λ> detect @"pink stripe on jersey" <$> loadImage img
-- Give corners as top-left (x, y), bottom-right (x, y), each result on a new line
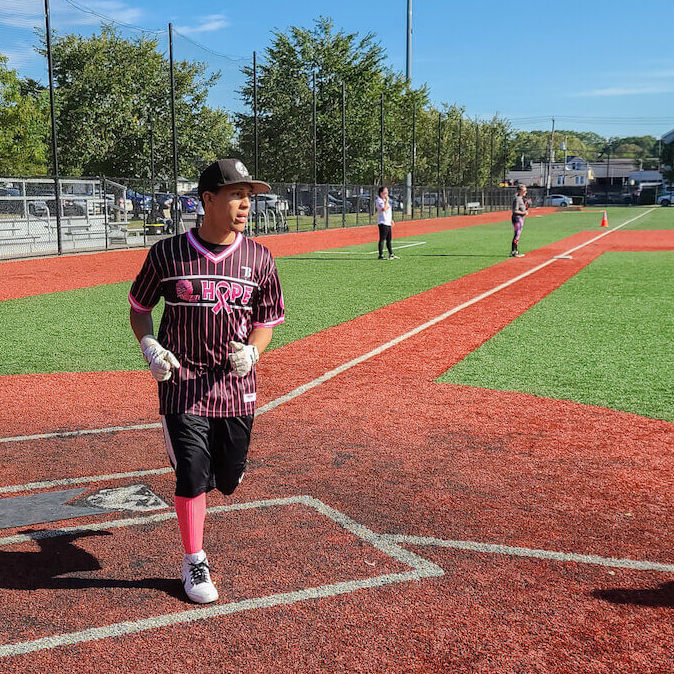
top-left (253, 316), bottom-right (285, 328)
top-left (128, 292), bottom-right (153, 313)
top-left (186, 229), bottom-right (243, 264)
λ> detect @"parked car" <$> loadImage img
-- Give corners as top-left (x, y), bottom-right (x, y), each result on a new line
top-left (250, 193), bottom-right (289, 213)
top-left (657, 192), bottom-right (673, 206)
top-left (348, 194), bottom-right (371, 212)
top-left (28, 200), bottom-right (49, 217)
top-left (586, 192), bottom-right (632, 206)
top-left (414, 193), bottom-right (442, 207)
top-left (154, 193), bottom-right (174, 209)
top-left (126, 190), bottom-right (152, 213)
top-left (543, 194), bottom-right (573, 207)
top-left (0, 186), bottom-right (21, 214)
top-left (179, 195), bottom-right (199, 213)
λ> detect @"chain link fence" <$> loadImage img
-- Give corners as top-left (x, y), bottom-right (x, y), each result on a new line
top-left (0, 178), bottom-right (543, 259)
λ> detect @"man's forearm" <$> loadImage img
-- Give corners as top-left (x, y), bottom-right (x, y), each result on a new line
top-left (130, 308), bottom-right (154, 342)
top-left (247, 327), bottom-right (273, 355)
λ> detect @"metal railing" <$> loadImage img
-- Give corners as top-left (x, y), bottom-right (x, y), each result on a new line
top-left (0, 177), bottom-right (541, 260)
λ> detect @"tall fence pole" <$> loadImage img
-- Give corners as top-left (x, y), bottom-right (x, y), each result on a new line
top-left (437, 110), bottom-right (441, 218)
top-left (489, 125), bottom-right (494, 186)
top-left (44, 0), bottom-right (62, 254)
top-left (341, 81), bottom-right (347, 227)
top-left (168, 23), bottom-right (180, 234)
top-left (457, 115), bottom-right (463, 188)
top-left (405, 0), bottom-right (413, 216)
top-left (411, 103), bottom-right (416, 220)
top-left (149, 122), bottom-right (156, 231)
top-left (253, 51), bottom-right (259, 234)
top-left (380, 92), bottom-right (384, 186)
top-left (474, 119), bottom-right (479, 192)
top-left (312, 71), bottom-right (317, 230)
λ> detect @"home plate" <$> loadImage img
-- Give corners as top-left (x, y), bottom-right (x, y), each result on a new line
top-left (553, 255), bottom-right (573, 259)
top-left (74, 484), bottom-right (168, 512)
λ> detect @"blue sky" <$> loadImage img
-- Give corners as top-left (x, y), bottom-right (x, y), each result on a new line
top-left (2, 0), bottom-right (674, 138)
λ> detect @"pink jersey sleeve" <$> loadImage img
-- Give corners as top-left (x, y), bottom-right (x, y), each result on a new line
top-left (252, 256), bottom-right (284, 328)
top-left (129, 248), bottom-right (162, 313)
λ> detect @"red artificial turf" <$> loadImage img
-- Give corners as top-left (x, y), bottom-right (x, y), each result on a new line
top-left (0, 221), bottom-right (672, 673)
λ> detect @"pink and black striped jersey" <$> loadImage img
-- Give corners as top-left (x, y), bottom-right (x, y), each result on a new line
top-left (129, 230), bottom-right (284, 417)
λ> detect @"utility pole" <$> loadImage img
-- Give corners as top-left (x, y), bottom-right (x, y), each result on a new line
top-left (405, 0), bottom-right (412, 216)
top-left (253, 51), bottom-right (259, 233)
top-left (168, 23), bottom-right (180, 233)
top-left (380, 92), bottom-right (384, 185)
top-left (546, 116), bottom-right (555, 196)
top-left (437, 110), bottom-right (442, 217)
top-left (44, 0), bottom-right (63, 254)
top-left (342, 80), bottom-right (346, 228)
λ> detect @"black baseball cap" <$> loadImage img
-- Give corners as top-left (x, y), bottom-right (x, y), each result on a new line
top-left (198, 159), bottom-right (271, 198)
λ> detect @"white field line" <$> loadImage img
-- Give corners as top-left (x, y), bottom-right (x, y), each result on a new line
top-left (0, 423), bottom-right (162, 445)
top-left (0, 495), bottom-right (444, 658)
top-left (1, 494), bottom-right (672, 657)
top-left (382, 535), bottom-right (674, 574)
top-left (0, 208), bottom-right (652, 496)
top-left (0, 468), bottom-right (173, 496)
top-left (313, 240), bottom-right (427, 255)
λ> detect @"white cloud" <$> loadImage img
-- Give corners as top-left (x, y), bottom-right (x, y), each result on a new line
top-left (174, 15), bottom-right (229, 35)
top-left (2, 46), bottom-right (43, 71)
top-left (571, 85), bottom-right (674, 97)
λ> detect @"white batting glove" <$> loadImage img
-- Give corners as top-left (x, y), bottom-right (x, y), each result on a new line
top-left (140, 335), bottom-right (180, 382)
top-left (228, 341), bottom-right (259, 378)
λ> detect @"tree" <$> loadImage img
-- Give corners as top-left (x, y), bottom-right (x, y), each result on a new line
top-left (44, 26), bottom-right (235, 180)
top-left (237, 17), bottom-right (426, 185)
top-left (0, 53), bottom-right (49, 175)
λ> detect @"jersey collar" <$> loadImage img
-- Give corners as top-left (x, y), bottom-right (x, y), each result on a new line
top-left (187, 229), bottom-right (243, 264)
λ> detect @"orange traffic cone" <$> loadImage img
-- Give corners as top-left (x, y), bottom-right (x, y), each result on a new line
top-left (600, 210), bottom-right (608, 228)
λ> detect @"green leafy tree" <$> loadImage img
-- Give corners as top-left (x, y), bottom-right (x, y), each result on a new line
top-left (0, 54), bottom-right (49, 175)
top-left (237, 17), bottom-right (426, 185)
top-left (44, 26), bottom-right (234, 180)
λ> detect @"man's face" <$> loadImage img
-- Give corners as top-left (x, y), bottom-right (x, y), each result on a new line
top-left (204, 184), bottom-right (253, 232)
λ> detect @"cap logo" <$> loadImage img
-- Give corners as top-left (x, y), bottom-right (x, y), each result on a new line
top-left (235, 161), bottom-right (249, 177)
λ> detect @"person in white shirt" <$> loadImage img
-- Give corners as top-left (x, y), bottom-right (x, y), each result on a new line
top-left (375, 186), bottom-right (399, 260)
top-left (195, 200), bottom-right (205, 228)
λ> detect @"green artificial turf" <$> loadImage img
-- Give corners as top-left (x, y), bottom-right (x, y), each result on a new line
top-left (439, 252), bottom-right (674, 422)
top-left (621, 206), bottom-right (674, 230)
top-left (0, 208), bottom-right (665, 376)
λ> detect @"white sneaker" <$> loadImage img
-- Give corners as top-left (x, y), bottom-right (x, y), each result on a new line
top-left (182, 551), bottom-right (218, 604)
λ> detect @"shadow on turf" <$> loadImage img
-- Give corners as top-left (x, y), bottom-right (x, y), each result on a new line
top-left (0, 530), bottom-right (183, 600)
top-left (592, 582), bottom-right (674, 608)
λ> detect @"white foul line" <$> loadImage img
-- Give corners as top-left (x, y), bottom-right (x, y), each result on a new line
top-left (0, 495), bottom-right (444, 658)
top-left (1, 493), bottom-right (672, 658)
top-left (0, 423), bottom-right (162, 446)
top-left (0, 208), bottom-right (652, 496)
top-left (0, 467), bottom-right (173, 496)
top-left (382, 535), bottom-right (674, 574)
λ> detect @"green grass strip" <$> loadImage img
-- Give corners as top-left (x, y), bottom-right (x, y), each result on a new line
top-left (0, 208), bottom-right (662, 375)
top-left (439, 251), bottom-right (674, 422)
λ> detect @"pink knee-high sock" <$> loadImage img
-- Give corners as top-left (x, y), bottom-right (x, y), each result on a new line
top-left (174, 494), bottom-right (206, 554)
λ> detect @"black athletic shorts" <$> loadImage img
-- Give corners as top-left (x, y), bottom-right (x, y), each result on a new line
top-left (161, 413), bottom-right (254, 498)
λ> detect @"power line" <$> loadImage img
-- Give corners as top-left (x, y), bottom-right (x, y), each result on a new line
top-left (171, 29), bottom-right (249, 63)
top-left (61, 0), bottom-right (165, 34)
